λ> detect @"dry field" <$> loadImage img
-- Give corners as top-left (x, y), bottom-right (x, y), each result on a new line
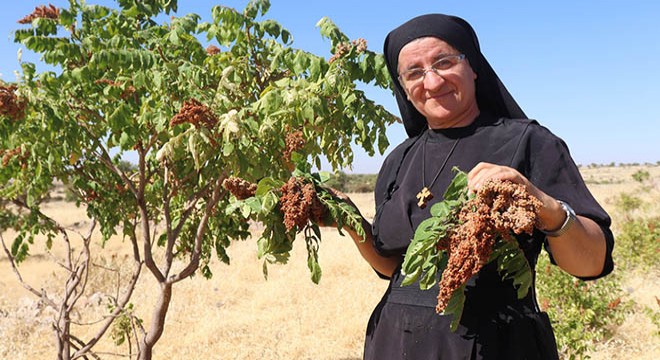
top-left (1, 165), bottom-right (659, 359)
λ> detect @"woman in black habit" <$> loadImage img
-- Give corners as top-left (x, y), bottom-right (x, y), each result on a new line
top-left (335, 13), bottom-right (614, 359)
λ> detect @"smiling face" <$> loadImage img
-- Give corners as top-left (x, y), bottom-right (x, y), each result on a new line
top-left (397, 37), bottom-right (480, 129)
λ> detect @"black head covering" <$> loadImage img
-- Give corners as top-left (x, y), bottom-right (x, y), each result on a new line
top-left (384, 14), bottom-right (528, 137)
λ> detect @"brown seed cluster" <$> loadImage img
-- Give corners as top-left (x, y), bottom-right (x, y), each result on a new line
top-left (328, 38), bottom-right (367, 63)
top-left (283, 130), bottom-right (305, 161)
top-left (0, 85), bottom-right (26, 120)
top-left (436, 179), bottom-right (541, 313)
top-left (170, 99), bottom-right (218, 130)
top-left (222, 176), bottom-right (257, 200)
top-left (18, 4), bottom-right (60, 24)
top-left (279, 177), bottom-right (325, 232)
top-left (1, 147), bottom-right (27, 167)
top-left (206, 45), bottom-right (221, 56)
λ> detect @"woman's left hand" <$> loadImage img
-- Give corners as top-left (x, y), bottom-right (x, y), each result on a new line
top-left (467, 162), bottom-right (565, 236)
top-left (467, 162), bottom-right (607, 278)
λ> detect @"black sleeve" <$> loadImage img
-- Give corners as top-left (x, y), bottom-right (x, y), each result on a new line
top-left (370, 137), bottom-right (419, 280)
top-left (523, 124), bottom-right (614, 280)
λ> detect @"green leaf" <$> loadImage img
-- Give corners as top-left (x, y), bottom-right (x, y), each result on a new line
top-left (429, 201), bottom-right (451, 218)
top-left (169, 30), bottom-right (181, 45)
top-left (443, 284), bottom-right (467, 332)
top-left (255, 177), bottom-right (283, 197)
top-left (261, 192), bottom-right (279, 212)
top-left (443, 167), bottom-right (468, 200)
top-left (245, 197), bottom-right (263, 214)
top-left (222, 142), bottom-right (234, 156)
top-left (400, 267), bottom-right (421, 287)
top-left (240, 203), bottom-right (252, 218)
top-left (317, 171), bottom-right (331, 183)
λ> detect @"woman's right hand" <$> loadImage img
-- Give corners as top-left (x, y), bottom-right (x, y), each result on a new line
top-left (317, 187), bottom-right (362, 227)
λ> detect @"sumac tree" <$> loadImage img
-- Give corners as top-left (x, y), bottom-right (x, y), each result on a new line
top-left (0, 0), bottom-right (396, 358)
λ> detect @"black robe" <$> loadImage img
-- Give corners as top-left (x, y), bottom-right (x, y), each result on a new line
top-left (364, 114), bottom-right (614, 360)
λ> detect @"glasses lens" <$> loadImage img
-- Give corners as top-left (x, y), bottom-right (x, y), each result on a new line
top-left (399, 54), bottom-right (464, 87)
top-left (432, 56), bottom-right (460, 71)
top-left (402, 70), bottom-right (424, 83)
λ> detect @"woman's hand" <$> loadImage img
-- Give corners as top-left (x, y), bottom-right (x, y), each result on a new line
top-left (467, 162), bottom-right (607, 278)
top-left (467, 162), bottom-right (565, 231)
top-left (316, 187), bottom-right (362, 228)
top-left (316, 187), bottom-right (400, 277)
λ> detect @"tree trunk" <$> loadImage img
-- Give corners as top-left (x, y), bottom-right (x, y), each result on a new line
top-left (139, 282), bottom-right (173, 360)
top-left (57, 311), bottom-right (71, 360)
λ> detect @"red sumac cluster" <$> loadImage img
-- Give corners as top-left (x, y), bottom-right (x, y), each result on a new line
top-left (170, 99), bottom-right (218, 130)
top-left (279, 177), bottom-right (325, 232)
top-left (328, 38), bottom-right (367, 63)
top-left (222, 176), bottom-right (257, 200)
top-left (224, 175), bottom-right (327, 233)
top-left (283, 130), bottom-right (305, 161)
top-left (436, 179), bottom-right (541, 313)
top-left (1, 147), bottom-right (27, 167)
top-left (206, 45), bottom-right (221, 56)
top-left (18, 4), bottom-right (59, 24)
top-left (0, 85), bottom-right (26, 120)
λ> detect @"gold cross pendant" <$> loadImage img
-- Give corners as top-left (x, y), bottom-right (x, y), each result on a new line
top-left (416, 187), bottom-right (433, 209)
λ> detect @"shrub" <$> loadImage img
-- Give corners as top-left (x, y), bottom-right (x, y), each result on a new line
top-left (615, 192), bottom-right (644, 214)
top-left (614, 217), bottom-right (660, 271)
top-left (536, 253), bottom-right (629, 359)
top-left (631, 169), bottom-right (651, 183)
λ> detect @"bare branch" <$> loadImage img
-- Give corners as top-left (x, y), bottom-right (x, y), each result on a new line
top-left (1, 234), bottom-right (58, 308)
top-left (72, 259), bottom-right (143, 358)
top-left (69, 335), bottom-right (102, 360)
top-left (72, 218), bottom-right (144, 358)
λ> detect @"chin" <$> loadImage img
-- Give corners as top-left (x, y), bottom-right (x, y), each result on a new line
top-left (424, 110), bottom-right (453, 125)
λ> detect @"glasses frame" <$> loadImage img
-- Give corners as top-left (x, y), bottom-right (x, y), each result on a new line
top-left (398, 54), bottom-right (466, 89)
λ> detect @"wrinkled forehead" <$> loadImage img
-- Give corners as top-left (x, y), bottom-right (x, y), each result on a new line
top-left (397, 37), bottom-right (458, 69)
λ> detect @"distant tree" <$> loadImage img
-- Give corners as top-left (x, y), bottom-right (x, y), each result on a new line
top-left (0, 0), bottom-right (396, 359)
top-left (325, 170), bottom-right (349, 192)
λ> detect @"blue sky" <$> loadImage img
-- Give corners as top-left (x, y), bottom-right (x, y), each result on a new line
top-left (2, 1), bottom-right (658, 173)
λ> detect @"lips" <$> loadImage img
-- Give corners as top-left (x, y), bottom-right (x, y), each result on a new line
top-left (427, 90), bottom-right (454, 101)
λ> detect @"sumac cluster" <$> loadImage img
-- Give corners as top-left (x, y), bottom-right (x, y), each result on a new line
top-left (17, 4), bottom-right (59, 24)
top-left (283, 130), bottom-right (305, 162)
top-left (329, 38), bottom-right (368, 63)
top-left (224, 175), bottom-right (326, 232)
top-left (0, 85), bottom-right (26, 120)
top-left (1, 147), bottom-right (27, 168)
top-left (279, 176), bottom-right (325, 231)
top-left (222, 176), bottom-right (257, 200)
top-left (436, 179), bottom-right (541, 312)
top-left (169, 99), bottom-right (218, 130)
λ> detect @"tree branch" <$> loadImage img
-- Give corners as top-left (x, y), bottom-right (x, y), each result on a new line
top-left (1, 234), bottom-right (58, 308)
top-left (169, 175), bottom-right (225, 283)
top-left (135, 147), bottom-right (163, 283)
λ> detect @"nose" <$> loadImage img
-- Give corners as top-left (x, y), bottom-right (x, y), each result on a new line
top-left (422, 69), bottom-right (445, 90)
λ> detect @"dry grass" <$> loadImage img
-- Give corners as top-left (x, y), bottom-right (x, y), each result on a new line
top-left (1, 167), bottom-right (659, 359)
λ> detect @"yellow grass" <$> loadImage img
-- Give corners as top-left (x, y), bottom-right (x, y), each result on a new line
top-left (1, 166), bottom-right (659, 359)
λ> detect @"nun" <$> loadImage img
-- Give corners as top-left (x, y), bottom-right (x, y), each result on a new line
top-left (331, 13), bottom-right (614, 359)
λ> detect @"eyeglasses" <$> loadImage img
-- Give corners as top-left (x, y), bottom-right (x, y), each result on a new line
top-left (398, 54), bottom-right (466, 88)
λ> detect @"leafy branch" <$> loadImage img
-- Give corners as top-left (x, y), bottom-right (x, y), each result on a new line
top-left (225, 161), bottom-right (364, 284)
top-left (401, 168), bottom-right (536, 331)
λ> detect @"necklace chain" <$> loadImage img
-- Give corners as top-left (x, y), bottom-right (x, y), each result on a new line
top-left (416, 133), bottom-right (460, 208)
